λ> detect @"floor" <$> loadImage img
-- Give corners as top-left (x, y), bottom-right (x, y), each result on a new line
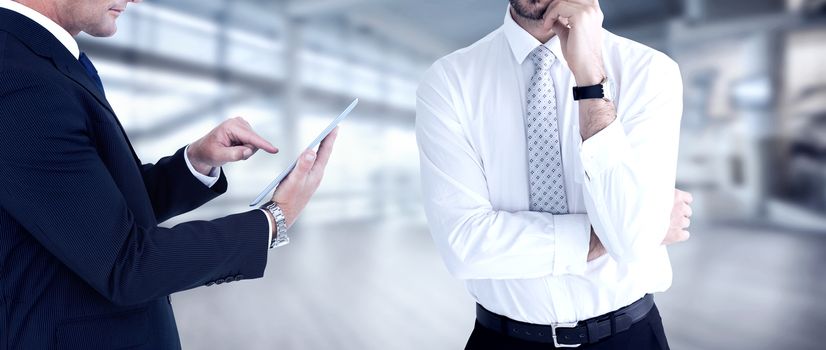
top-left (168, 210), bottom-right (826, 350)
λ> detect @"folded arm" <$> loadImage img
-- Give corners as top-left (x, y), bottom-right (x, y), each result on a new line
top-left (577, 55), bottom-right (684, 263)
top-left (415, 63), bottom-right (591, 280)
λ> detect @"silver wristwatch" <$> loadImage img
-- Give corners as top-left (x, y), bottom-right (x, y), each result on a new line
top-left (261, 201), bottom-right (290, 248)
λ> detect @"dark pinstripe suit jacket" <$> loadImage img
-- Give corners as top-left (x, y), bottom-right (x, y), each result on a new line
top-left (0, 9), bottom-right (269, 349)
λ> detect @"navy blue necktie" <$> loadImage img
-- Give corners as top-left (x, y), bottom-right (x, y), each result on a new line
top-left (78, 52), bottom-right (105, 95)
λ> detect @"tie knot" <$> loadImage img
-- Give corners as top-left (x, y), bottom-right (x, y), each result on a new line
top-left (529, 46), bottom-right (555, 71)
top-left (78, 52), bottom-right (105, 95)
top-left (78, 52), bottom-right (97, 73)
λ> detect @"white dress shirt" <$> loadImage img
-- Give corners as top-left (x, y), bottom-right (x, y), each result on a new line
top-left (0, 1), bottom-right (280, 244)
top-left (416, 6), bottom-right (683, 325)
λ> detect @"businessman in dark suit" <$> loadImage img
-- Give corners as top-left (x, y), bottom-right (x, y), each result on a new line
top-left (0, 0), bottom-right (338, 348)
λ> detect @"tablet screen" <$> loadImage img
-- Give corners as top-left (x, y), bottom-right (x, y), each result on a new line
top-left (250, 98), bottom-right (358, 206)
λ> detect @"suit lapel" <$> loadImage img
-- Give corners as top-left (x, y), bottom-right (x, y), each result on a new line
top-left (0, 9), bottom-right (143, 167)
top-left (55, 58), bottom-right (117, 115)
top-left (0, 9), bottom-right (113, 114)
top-left (54, 55), bottom-right (143, 168)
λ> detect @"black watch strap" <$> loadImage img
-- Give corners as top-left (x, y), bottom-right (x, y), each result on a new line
top-left (572, 84), bottom-right (604, 101)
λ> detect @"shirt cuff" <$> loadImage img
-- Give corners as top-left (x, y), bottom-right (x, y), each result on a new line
top-left (579, 118), bottom-right (632, 181)
top-left (259, 209), bottom-right (274, 248)
top-left (184, 145), bottom-right (221, 188)
top-left (553, 214), bottom-right (591, 276)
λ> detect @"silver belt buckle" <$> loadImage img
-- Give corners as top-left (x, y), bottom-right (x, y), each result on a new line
top-left (551, 321), bottom-right (580, 348)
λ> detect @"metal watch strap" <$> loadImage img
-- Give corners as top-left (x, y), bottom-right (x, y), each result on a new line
top-left (261, 201), bottom-right (290, 248)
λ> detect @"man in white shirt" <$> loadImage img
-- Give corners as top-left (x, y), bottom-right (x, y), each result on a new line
top-left (416, 1), bottom-right (692, 349)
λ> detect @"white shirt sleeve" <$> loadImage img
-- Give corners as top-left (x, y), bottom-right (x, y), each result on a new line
top-left (181, 146), bottom-right (273, 247)
top-left (183, 145), bottom-right (220, 188)
top-left (578, 54), bottom-right (683, 264)
top-left (259, 209), bottom-right (274, 248)
top-left (416, 62), bottom-right (591, 280)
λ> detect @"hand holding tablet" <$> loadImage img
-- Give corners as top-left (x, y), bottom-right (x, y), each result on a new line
top-left (250, 98), bottom-right (358, 206)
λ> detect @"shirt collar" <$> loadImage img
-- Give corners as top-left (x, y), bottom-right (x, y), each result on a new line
top-left (0, 0), bottom-right (80, 59)
top-left (503, 4), bottom-right (565, 66)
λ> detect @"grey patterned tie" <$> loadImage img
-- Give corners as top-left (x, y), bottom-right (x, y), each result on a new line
top-left (526, 46), bottom-right (568, 214)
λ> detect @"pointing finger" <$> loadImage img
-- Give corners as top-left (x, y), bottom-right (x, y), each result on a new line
top-left (230, 126), bottom-right (278, 154)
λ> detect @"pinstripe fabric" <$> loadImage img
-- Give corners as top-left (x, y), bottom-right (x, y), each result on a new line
top-left (0, 9), bottom-right (270, 349)
top-left (0, 29), bottom-right (7, 350)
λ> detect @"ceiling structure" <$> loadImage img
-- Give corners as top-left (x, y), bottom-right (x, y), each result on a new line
top-left (146, 0), bottom-right (692, 59)
top-left (144, 0), bottom-right (792, 60)
top-left (101, 0), bottom-right (792, 141)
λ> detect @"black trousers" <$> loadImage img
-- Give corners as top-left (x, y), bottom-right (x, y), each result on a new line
top-left (465, 304), bottom-right (670, 350)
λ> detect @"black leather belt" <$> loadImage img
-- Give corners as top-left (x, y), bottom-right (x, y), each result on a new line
top-left (475, 294), bottom-right (654, 348)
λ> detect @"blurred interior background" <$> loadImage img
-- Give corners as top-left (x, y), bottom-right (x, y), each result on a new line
top-left (79, 0), bottom-right (826, 349)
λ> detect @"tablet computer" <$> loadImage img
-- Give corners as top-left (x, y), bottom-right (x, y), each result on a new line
top-left (249, 98), bottom-right (358, 206)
